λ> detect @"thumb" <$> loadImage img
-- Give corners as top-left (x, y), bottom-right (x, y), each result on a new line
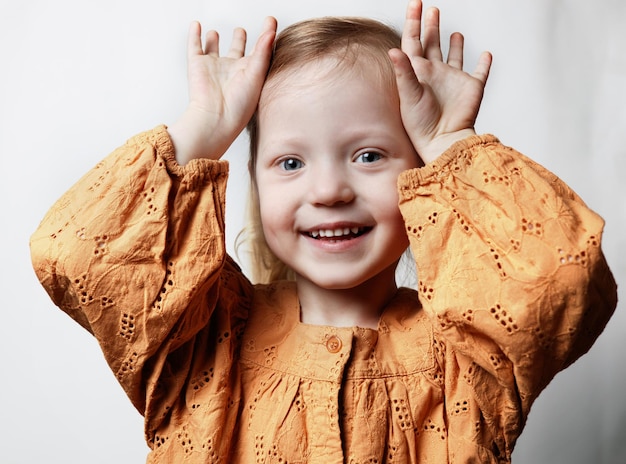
top-left (388, 48), bottom-right (425, 109)
top-left (249, 17), bottom-right (277, 70)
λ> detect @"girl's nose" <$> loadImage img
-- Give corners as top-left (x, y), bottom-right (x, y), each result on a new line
top-left (308, 166), bottom-right (355, 206)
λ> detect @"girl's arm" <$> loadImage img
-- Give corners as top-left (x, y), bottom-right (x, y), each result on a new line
top-left (393, 1), bottom-right (617, 457)
top-left (168, 17), bottom-right (276, 164)
top-left (29, 126), bottom-right (242, 413)
top-left (389, 0), bottom-right (491, 165)
top-left (29, 18), bottom-right (275, 417)
top-left (398, 134), bottom-right (617, 459)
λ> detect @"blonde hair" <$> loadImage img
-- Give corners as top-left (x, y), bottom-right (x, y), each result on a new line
top-left (239, 17), bottom-right (402, 284)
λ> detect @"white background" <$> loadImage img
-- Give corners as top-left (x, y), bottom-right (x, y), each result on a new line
top-left (1, 0), bottom-right (624, 462)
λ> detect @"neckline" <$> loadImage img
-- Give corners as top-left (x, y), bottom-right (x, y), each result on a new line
top-left (276, 281), bottom-right (420, 333)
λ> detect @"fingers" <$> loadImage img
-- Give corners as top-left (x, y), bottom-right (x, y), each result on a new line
top-left (401, 0), bottom-right (423, 58)
top-left (204, 30), bottom-right (220, 56)
top-left (472, 51), bottom-right (492, 84)
top-left (189, 17), bottom-right (276, 59)
top-left (401, 1), bottom-right (488, 79)
top-left (400, 1), bottom-right (444, 62)
top-left (422, 7), bottom-right (443, 61)
top-left (187, 22), bottom-right (205, 58)
top-left (226, 28), bottom-right (247, 58)
top-left (242, 17), bottom-right (276, 84)
top-left (187, 22), bottom-right (224, 58)
top-left (447, 32), bottom-right (464, 69)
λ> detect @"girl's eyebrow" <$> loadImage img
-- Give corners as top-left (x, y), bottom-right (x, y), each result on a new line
top-left (259, 128), bottom-right (401, 153)
top-left (257, 136), bottom-right (306, 154)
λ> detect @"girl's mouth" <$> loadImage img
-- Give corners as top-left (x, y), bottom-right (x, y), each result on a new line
top-left (306, 227), bottom-right (371, 240)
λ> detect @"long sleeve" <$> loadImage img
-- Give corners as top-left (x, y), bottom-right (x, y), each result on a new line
top-left (29, 126), bottom-right (248, 417)
top-left (398, 135), bottom-right (617, 459)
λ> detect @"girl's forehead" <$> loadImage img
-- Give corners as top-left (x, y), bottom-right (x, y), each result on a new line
top-left (266, 57), bottom-right (350, 90)
top-left (255, 58), bottom-right (406, 149)
top-left (260, 55), bottom-right (394, 104)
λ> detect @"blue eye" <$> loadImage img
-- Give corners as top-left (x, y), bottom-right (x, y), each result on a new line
top-left (279, 157), bottom-right (304, 171)
top-left (356, 151), bottom-right (383, 163)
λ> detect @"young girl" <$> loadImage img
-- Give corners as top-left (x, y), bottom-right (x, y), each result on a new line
top-left (30, 0), bottom-right (616, 462)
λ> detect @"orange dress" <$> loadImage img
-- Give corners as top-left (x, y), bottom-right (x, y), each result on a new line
top-left (30, 126), bottom-right (617, 463)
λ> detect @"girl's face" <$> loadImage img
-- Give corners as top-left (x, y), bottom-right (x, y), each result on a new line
top-left (255, 58), bottom-right (420, 292)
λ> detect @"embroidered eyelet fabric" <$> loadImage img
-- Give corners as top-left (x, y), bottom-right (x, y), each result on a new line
top-left (30, 126), bottom-right (617, 463)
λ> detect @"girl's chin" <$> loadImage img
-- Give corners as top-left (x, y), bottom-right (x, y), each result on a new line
top-left (294, 267), bottom-right (397, 293)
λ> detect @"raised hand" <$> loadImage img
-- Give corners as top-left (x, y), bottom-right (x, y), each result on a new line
top-left (389, 0), bottom-right (492, 164)
top-left (169, 17), bottom-right (277, 164)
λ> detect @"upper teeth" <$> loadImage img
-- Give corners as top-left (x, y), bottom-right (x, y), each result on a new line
top-left (310, 227), bottom-right (361, 238)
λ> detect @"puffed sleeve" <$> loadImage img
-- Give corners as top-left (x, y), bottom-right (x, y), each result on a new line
top-left (398, 134), bottom-right (617, 458)
top-left (30, 125), bottom-right (250, 416)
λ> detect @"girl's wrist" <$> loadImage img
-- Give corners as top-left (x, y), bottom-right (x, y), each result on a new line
top-left (418, 129), bottom-right (477, 164)
top-left (168, 107), bottom-right (232, 165)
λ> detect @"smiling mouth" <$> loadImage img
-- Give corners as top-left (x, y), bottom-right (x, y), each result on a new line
top-left (306, 227), bottom-right (371, 240)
